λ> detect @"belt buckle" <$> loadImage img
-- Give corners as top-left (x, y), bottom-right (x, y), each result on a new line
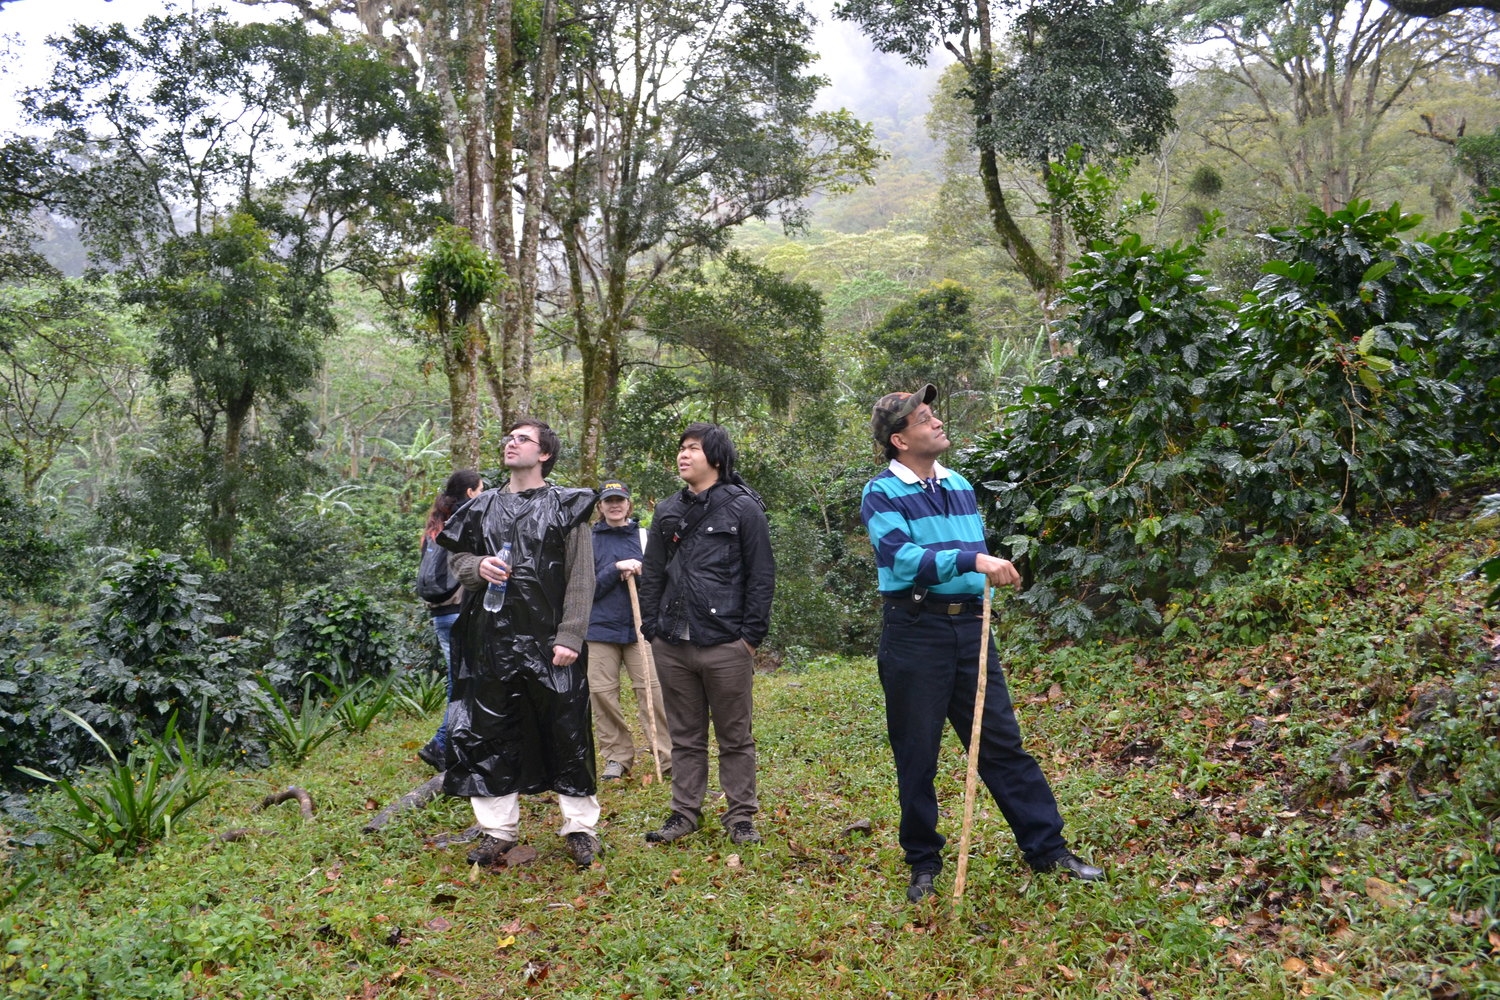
top-left (943, 602), bottom-right (964, 615)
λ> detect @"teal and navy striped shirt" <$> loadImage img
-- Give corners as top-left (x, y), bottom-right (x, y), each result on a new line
top-left (861, 460), bottom-right (987, 597)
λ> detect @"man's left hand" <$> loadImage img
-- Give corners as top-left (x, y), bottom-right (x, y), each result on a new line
top-left (552, 645), bottom-right (579, 666)
top-left (975, 553), bottom-right (1022, 589)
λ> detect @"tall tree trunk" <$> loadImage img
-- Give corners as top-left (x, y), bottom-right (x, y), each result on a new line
top-left (446, 317), bottom-right (482, 469)
top-left (564, 218), bottom-right (608, 484)
top-left (488, 0), bottom-right (519, 425)
top-left (212, 396), bottom-right (253, 561)
top-left (968, 36), bottom-right (1057, 297)
top-left (504, 0), bottom-right (559, 428)
top-left (459, 0), bottom-right (491, 236)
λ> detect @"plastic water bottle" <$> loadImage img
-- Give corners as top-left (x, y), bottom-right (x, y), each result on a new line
top-left (483, 542), bottom-right (512, 612)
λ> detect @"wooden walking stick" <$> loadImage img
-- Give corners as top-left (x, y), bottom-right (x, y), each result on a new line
top-left (952, 585), bottom-right (993, 903)
top-left (626, 576), bottom-right (666, 784)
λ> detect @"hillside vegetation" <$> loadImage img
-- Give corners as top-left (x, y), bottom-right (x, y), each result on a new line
top-left (2, 499), bottom-right (1495, 999)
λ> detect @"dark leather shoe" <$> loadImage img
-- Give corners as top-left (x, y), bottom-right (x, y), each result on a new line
top-left (565, 832), bottom-right (600, 868)
top-left (1040, 852), bottom-right (1104, 881)
top-left (728, 821), bottom-right (761, 845)
top-left (466, 833), bottom-right (517, 866)
top-left (644, 812), bottom-right (696, 843)
top-left (417, 739), bottom-right (445, 770)
top-left (907, 869), bottom-right (937, 903)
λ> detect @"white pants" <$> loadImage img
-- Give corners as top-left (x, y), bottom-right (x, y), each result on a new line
top-left (470, 793), bottom-right (600, 839)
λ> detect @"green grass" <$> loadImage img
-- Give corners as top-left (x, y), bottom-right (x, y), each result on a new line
top-left (3, 516), bottom-right (1498, 998)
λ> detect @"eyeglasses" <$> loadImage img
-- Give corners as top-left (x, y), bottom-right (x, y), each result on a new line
top-left (502, 434), bottom-right (538, 447)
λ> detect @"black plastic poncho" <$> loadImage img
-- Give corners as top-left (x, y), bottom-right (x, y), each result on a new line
top-left (436, 484), bottom-right (598, 798)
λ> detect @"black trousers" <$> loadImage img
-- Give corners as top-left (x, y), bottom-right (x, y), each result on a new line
top-left (876, 603), bottom-right (1069, 873)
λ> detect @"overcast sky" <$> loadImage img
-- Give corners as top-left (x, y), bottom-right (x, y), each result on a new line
top-left (0, 0), bottom-right (944, 128)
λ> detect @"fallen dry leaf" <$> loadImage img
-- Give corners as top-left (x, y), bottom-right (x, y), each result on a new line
top-left (504, 844), bottom-right (539, 866)
top-left (1364, 876), bottom-right (1410, 910)
top-left (1055, 964), bottom-right (1078, 982)
top-left (426, 917), bottom-right (452, 932)
top-left (1282, 957), bottom-right (1308, 974)
top-left (726, 853), bottom-right (743, 868)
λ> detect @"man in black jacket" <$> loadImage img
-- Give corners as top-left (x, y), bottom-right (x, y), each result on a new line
top-left (638, 423), bottom-right (775, 846)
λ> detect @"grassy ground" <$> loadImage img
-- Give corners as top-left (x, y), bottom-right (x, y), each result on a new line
top-left (2, 515), bottom-right (1498, 999)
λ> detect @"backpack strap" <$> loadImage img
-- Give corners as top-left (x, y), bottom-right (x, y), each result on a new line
top-left (664, 485), bottom-right (731, 561)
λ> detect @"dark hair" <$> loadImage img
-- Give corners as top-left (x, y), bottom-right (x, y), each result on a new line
top-left (425, 468), bottom-right (481, 538)
top-left (680, 422), bottom-right (738, 484)
top-left (882, 430), bottom-right (905, 462)
top-left (511, 417), bottom-right (560, 478)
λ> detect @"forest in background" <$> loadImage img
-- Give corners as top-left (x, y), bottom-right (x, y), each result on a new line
top-left (0, 0), bottom-right (1497, 770)
top-left (0, 2), bottom-right (1497, 995)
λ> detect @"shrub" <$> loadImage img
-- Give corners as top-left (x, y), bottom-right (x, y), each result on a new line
top-left (1425, 191), bottom-right (1500, 456)
top-left (394, 666), bottom-right (447, 717)
top-left (969, 226), bottom-right (1237, 634)
top-left (968, 197), bottom-right (1499, 636)
top-left (0, 616), bottom-right (97, 781)
top-left (76, 551), bottom-right (269, 754)
top-left (273, 584), bottom-right (402, 694)
top-left (0, 452), bottom-right (68, 604)
top-left (1231, 200), bottom-right (1463, 525)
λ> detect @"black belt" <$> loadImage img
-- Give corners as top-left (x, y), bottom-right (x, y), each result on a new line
top-left (884, 595), bottom-right (983, 616)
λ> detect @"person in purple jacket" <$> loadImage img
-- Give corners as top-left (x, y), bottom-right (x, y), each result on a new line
top-left (585, 480), bottom-right (672, 781)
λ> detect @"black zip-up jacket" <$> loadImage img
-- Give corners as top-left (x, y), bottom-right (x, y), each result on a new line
top-left (638, 481), bottom-right (775, 648)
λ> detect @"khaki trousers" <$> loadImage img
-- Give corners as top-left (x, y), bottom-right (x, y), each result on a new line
top-left (586, 640), bottom-right (673, 771)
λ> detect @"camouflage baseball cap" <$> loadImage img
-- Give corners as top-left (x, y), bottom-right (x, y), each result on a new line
top-left (870, 383), bottom-right (937, 447)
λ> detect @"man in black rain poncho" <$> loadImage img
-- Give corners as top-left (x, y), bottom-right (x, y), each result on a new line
top-left (437, 417), bottom-right (602, 868)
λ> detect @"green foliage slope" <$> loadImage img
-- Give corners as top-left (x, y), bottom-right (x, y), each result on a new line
top-left (973, 194), bottom-right (1500, 635)
top-left (2, 513), bottom-right (1495, 998)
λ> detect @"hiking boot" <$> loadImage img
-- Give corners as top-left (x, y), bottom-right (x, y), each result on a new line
top-left (907, 869), bottom-right (937, 903)
top-left (644, 812), bottom-right (696, 843)
top-left (727, 821), bottom-right (761, 845)
top-left (417, 739), bottom-right (445, 770)
top-left (565, 832), bottom-right (601, 868)
top-left (602, 760), bottom-right (629, 781)
top-left (1038, 852), bottom-right (1104, 882)
top-left (465, 833), bottom-right (517, 866)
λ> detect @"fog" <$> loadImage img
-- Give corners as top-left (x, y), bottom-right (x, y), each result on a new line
top-left (0, 0), bottom-right (945, 133)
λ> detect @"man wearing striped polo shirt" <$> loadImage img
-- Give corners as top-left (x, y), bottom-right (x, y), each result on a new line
top-left (860, 383), bottom-right (1102, 903)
